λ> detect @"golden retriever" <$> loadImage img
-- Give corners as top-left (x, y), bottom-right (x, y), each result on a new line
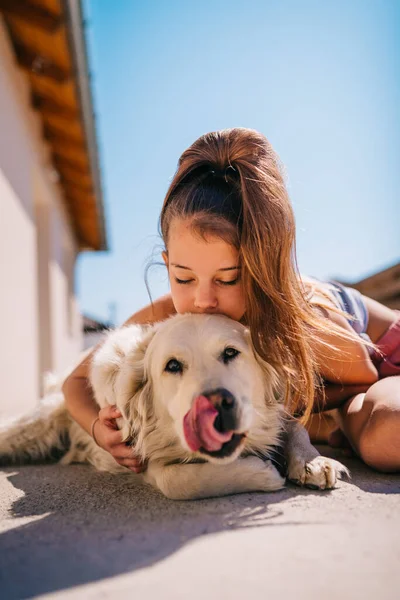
top-left (0, 314), bottom-right (348, 499)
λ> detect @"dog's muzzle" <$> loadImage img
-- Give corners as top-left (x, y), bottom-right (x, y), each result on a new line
top-left (183, 388), bottom-right (246, 459)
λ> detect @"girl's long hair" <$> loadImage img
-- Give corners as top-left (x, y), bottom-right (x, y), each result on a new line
top-left (159, 128), bottom-right (361, 421)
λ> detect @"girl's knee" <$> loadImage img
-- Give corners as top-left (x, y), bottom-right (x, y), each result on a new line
top-left (358, 407), bottom-right (400, 472)
top-left (364, 376), bottom-right (400, 409)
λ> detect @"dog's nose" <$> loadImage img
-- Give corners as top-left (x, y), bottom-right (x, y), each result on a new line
top-left (204, 388), bottom-right (236, 433)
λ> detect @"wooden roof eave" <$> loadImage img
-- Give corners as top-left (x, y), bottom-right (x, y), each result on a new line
top-left (0, 0), bottom-right (107, 252)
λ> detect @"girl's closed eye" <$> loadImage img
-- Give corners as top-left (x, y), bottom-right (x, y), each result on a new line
top-left (174, 277), bottom-right (240, 286)
top-left (218, 278), bottom-right (239, 286)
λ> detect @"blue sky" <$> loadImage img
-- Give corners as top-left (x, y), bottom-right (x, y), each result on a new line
top-left (78, 0), bottom-right (400, 325)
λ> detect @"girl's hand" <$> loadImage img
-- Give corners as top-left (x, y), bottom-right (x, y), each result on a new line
top-left (328, 428), bottom-right (355, 457)
top-left (92, 405), bottom-right (147, 473)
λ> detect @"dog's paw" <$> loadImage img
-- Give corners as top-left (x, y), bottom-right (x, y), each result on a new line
top-left (287, 455), bottom-right (350, 490)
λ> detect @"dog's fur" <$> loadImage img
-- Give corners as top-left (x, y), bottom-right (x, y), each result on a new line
top-left (0, 314), bottom-right (348, 499)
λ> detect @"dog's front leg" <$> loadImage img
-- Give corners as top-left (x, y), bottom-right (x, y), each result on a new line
top-left (144, 456), bottom-right (285, 500)
top-left (284, 419), bottom-right (349, 490)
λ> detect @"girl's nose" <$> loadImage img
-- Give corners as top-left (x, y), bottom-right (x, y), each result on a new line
top-left (194, 286), bottom-right (218, 310)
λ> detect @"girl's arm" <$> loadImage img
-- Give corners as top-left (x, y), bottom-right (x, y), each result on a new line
top-left (313, 382), bottom-right (371, 412)
top-left (311, 306), bottom-right (378, 386)
top-left (62, 294), bottom-right (175, 432)
top-left (62, 294), bottom-right (176, 469)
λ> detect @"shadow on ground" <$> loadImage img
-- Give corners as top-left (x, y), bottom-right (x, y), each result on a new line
top-left (0, 446), bottom-right (398, 599)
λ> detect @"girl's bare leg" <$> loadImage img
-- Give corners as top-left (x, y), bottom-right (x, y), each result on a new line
top-left (336, 376), bottom-right (400, 472)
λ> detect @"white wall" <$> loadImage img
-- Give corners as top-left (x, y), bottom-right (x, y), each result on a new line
top-left (0, 18), bottom-right (82, 416)
top-left (35, 169), bottom-right (83, 378)
top-left (0, 170), bottom-right (39, 416)
top-left (0, 19), bottom-right (39, 415)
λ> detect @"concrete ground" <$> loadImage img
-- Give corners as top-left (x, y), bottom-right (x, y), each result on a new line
top-left (0, 446), bottom-right (399, 600)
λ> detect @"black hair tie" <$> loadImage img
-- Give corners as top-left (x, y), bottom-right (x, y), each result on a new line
top-left (209, 164), bottom-right (238, 183)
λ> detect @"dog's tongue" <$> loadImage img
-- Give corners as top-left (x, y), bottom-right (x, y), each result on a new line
top-left (183, 395), bottom-right (234, 452)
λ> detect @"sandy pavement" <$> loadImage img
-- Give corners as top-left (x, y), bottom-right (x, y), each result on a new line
top-left (0, 446), bottom-right (399, 600)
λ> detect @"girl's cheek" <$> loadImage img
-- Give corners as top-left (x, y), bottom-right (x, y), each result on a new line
top-left (231, 291), bottom-right (246, 320)
top-left (171, 288), bottom-right (190, 312)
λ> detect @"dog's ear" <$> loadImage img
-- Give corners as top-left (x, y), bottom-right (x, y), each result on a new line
top-left (90, 324), bottom-right (158, 460)
top-left (90, 324), bottom-right (155, 412)
top-left (114, 327), bottom-right (157, 446)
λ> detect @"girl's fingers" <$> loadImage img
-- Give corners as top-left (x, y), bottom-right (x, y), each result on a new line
top-left (112, 442), bottom-right (142, 461)
top-left (99, 405), bottom-right (122, 421)
top-left (117, 457), bottom-right (146, 472)
top-left (328, 428), bottom-right (354, 453)
top-left (96, 406), bottom-right (145, 471)
top-left (106, 432), bottom-right (142, 460)
top-left (107, 429), bottom-right (125, 445)
top-left (115, 448), bottom-right (139, 461)
top-left (328, 428), bottom-right (346, 447)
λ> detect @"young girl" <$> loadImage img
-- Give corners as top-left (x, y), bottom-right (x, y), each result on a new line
top-left (62, 128), bottom-right (400, 474)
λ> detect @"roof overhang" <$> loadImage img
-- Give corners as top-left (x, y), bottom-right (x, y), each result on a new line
top-left (0, 0), bottom-right (107, 251)
top-left (344, 262), bottom-right (400, 310)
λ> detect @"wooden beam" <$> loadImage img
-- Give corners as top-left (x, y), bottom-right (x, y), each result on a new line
top-left (354, 264), bottom-right (400, 288)
top-left (32, 94), bottom-right (79, 120)
top-left (64, 200), bottom-right (99, 249)
top-left (0, 0), bottom-right (62, 32)
top-left (61, 178), bottom-right (93, 195)
top-left (356, 279), bottom-right (400, 303)
top-left (44, 124), bottom-right (84, 148)
top-left (52, 153), bottom-right (89, 175)
top-left (14, 44), bottom-right (70, 82)
top-left (65, 187), bottom-right (96, 207)
top-left (58, 167), bottom-right (92, 189)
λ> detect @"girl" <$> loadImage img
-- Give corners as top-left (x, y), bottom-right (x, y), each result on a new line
top-left (62, 128), bottom-right (400, 474)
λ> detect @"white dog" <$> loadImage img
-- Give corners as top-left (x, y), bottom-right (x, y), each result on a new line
top-left (0, 314), bottom-right (348, 500)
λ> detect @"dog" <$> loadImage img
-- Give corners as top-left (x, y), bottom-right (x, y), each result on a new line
top-left (0, 313), bottom-right (348, 500)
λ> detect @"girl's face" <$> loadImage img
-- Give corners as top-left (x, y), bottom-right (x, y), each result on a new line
top-left (162, 219), bottom-right (246, 321)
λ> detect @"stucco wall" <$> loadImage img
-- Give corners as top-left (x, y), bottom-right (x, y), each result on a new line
top-left (0, 18), bottom-right (82, 417)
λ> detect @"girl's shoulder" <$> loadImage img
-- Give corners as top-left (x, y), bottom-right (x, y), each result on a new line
top-left (300, 275), bottom-right (338, 312)
top-left (299, 276), bottom-right (378, 384)
top-left (123, 294), bottom-right (176, 327)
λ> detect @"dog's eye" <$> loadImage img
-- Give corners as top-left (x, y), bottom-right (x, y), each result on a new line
top-left (221, 347), bottom-right (240, 364)
top-left (164, 358), bottom-right (183, 374)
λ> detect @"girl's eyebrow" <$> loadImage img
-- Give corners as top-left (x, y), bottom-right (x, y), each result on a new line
top-left (171, 264), bottom-right (241, 272)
